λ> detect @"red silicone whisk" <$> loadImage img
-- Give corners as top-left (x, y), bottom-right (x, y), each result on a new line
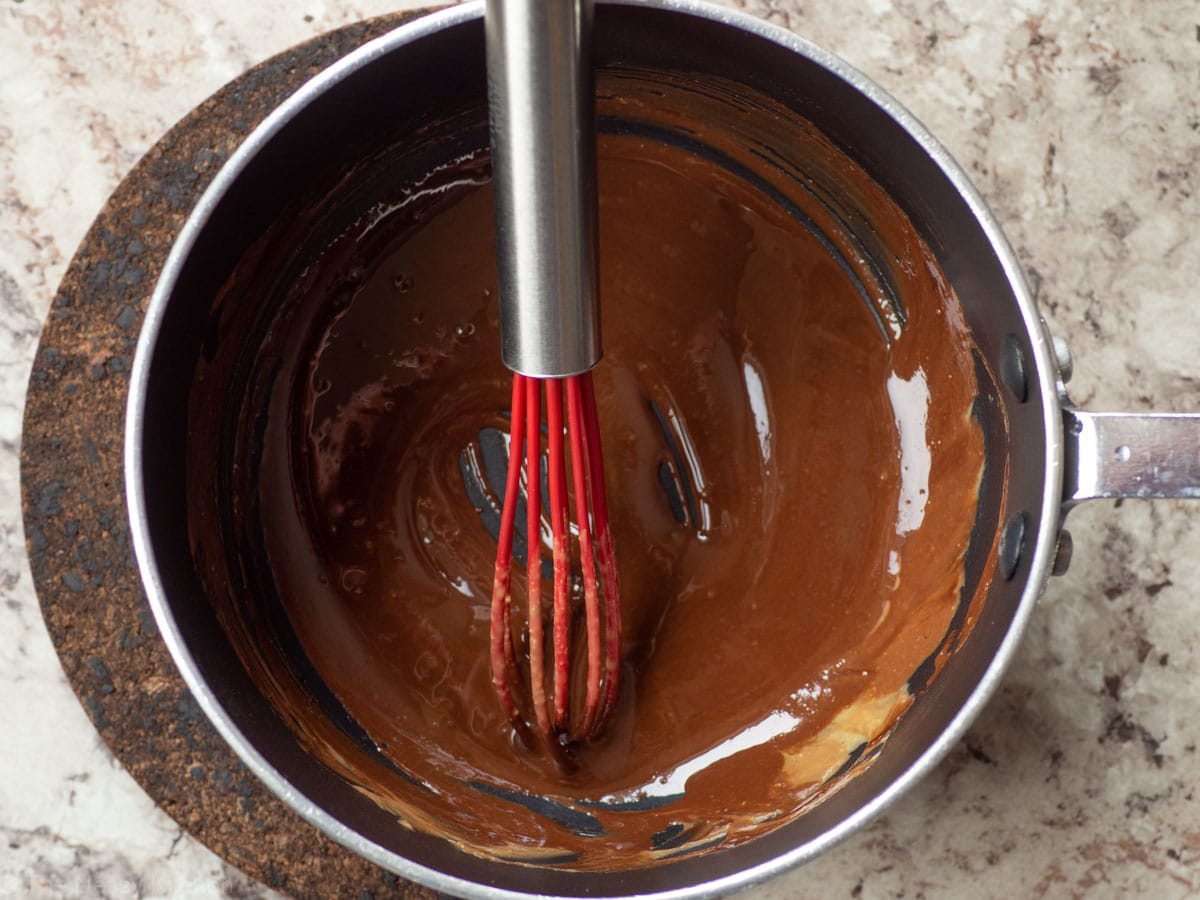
top-left (484, 0), bottom-right (621, 743)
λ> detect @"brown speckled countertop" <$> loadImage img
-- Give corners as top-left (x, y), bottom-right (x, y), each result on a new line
top-left (5, 1), bottom-right (1200, 898)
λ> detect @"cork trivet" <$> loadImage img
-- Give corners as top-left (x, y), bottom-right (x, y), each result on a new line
top-left (20, 13), bottom-right (445, 899)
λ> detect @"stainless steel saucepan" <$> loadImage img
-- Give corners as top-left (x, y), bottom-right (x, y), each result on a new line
top-left (125, 2), bottom-right (1200, 897)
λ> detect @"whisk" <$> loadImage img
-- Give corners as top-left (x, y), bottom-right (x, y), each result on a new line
top-left (484, 0), bottom-right (621, 744)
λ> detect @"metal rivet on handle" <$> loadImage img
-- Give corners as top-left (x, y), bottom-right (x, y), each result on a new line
top-left (998, 511), bottom-right (1028, 580)
top-left (1050, 529), bottom-right (1073, 576)
top-left (1000, 334), bottom-right (1028, 403)
top-left (1051, 334), bottom-right (1073, 384)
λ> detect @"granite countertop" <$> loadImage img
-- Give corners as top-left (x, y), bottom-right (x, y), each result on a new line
top-left (4, 1), bottom-right (1200, 897)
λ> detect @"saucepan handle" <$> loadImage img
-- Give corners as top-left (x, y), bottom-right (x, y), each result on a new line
top-left (1063, 409), bottom-right (1200, 505)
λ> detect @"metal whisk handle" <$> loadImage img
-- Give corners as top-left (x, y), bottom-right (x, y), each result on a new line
top-left (485, 0), bottom-right (601, 378)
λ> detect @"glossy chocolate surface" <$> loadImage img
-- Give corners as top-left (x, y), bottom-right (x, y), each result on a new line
top-left (187, 71), bottom-right (1000, 870)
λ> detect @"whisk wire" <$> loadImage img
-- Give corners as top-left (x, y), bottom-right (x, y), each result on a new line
top-left (523, 376), bottom-right (551, 736)
top-left (565, 375), bottom-right (604, 737)
top-left (546, 380), bottom-right (572, 732)
top-left (581, 374), bottom-right (622, 725)
top-left (489, 376), bottom-right (525, 722)
top-left (490, 371), bottom-right (619, 744)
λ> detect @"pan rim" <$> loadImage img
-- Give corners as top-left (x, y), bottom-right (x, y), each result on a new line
top-left (124, 2), bottom-right (1064, 897)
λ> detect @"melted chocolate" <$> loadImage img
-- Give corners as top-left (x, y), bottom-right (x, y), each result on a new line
top-left (188, 71), bottom-right (1001, 870)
